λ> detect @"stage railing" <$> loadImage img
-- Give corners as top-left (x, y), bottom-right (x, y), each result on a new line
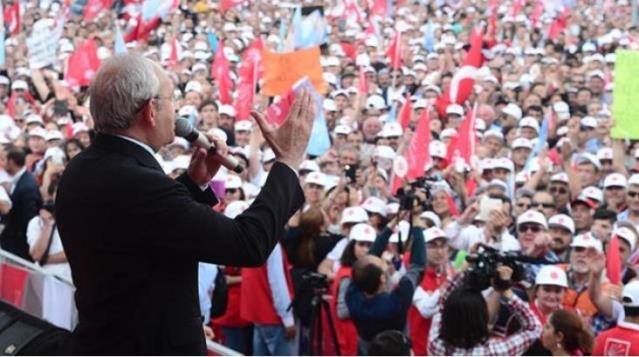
top-left (0, 248), bottom-right (241, 355)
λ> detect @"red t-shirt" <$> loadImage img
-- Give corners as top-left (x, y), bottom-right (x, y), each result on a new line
top-left (593, 322), bottom-right (639, 356)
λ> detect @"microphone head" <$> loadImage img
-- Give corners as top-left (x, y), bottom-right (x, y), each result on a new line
top-left (174, 118), bottom-right (194, 138)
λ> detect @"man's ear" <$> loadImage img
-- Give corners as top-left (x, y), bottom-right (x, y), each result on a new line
top-left (138, 99), bottom-right (157, 128)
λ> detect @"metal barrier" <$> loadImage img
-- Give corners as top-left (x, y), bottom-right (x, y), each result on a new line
top-left (0, 249), bottom-right (242, 355)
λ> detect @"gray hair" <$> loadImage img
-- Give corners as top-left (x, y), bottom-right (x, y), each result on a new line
top-left (89, 53), bottom-right (160, 133)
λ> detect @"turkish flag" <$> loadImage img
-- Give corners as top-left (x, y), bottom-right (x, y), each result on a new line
top-left (548, 9), bottom-right (569, 40)
top-left (398, 94), bottom-right (412, 130)
top-left (340, 42), bottom-right (357, 61)
top-left (266, 87), bottom-right (296, 126)
top-left (65, 39), bottom-right (102, 89)
top-left (448, 27), bottom-right (483, 105)
top-left (234, 38), bottom-right (263, 121)
top-left (386, 31), bottom-right (402, 70)
top-left (83, 0), bottom-right (112, 22)
top-left (124, 14), bottom-right (160, 43)
top-left (445, 105), bottom-right (477, 168)
top-left (6, 91), bottom-right (39, 118)
top-left (211, 40), bottom-right (233, 105)
top-left (607, 235), bottom-right (622, 285)
top-left (3, 1), bottom-right (20, 35)
top-left (405, 108), bottom-right (431, 180)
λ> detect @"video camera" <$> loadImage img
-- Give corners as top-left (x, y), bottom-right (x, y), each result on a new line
top-left (301, 271), bottom-right (329, 291)
top-left (464, 244), bottom-right (525, 292)
top-left (396, 176), bottom-right (438, 211)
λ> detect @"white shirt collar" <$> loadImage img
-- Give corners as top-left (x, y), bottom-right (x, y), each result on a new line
top-left (115, 135), bottom-right (158, 160)
top-left (11, 167), bottom-right (26, 185)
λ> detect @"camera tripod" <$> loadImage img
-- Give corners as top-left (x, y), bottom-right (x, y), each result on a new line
top-left (303, 287), bottom-right (341, 356)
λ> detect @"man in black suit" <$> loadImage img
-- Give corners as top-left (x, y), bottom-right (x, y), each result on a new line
top-left (0, 148), bottom-right (42, 260)
top-left (55, 54), bottom-right (315, 355)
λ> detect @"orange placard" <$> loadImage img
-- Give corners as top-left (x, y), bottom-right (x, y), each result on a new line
top-left (261, 47), bottom-right (326, 97)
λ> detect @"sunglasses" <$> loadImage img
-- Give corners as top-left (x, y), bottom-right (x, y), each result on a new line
top-left (225, 188), bottom-right (238, 194)
top-left (628, 191), bottom-right (639, 198)
top-left (518, 224), bottom-right (542, 233)
top-left (573, 246), bottom-right (587, 253)
top-left (516, 202), bottom-right (530, 209)
top-left (532, 201), bottom-right (555, 209)
top-left (549, 187), bottom-right (567, 195)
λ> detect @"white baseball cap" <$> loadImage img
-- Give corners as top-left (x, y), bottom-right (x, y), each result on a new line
top-left (440, 128), bottom-right (457, 140)
top-left (381, 122), bottom-right (403, 138)
top-left (234, 120), bottom-right (252, 132)
top-left (501, 103), bottom-right (522, 120)
top-left (305, 171), bottom-right (326, 187)
top-left (446, 104), bottom-right (464, 116)
top-left (44, 130), bottom-right (64, 142)
top-left (374, 145), bottom-right (396, 160)
top-left (570, 233), bottom-right (603, 252)
top-left (549, 214), bottom-right (575, 234)
top-left (224, 200), bottom-right (249, 219)
top-left (519, 117), bottom-right (540, 133)
top-left (424, 227), bottom-right (448, 243)
top-left (362, 196), bottom-right (387, 217)
top-left (219, 104), bottom-right (236, 117)
top-left (493, 158), bottom-right (513, 172)
top-left (597, 147), bottom-right (613, 162)
top-left (299, 160), bottom-right (319, 173)
top-left (224, 174), bottom-right (243, 189)
top-left (512, 137), bottom-right (533, 150)
top-left (419, 211), bottom-right (441, 228)
top-left (340, 206), bottom-right (369, 225)
top-left (603, 173), bottom-right (628, 189)
top-left (483, 129), bottom-right (504, 141)
top-left (614, 226), bottom-right (637, 252)
top-left (629, 174), bottom-right (639, 186)
top-left (582, 186), bottom-right (604, 204)
top-left (366, 95), bottom-right (387, 110)
top-left (334, 124), bottom-right (352, 136)
top-left (385, 203), bottom-right (400, 216)
top-left (28, 127), bottom-right (47, 139)
top-left (262, 148), bottom-right (276, 163)
top-left (429, 141), bottom-right (446, 159)
top-left (535, 265), bottom-right (568, 288)
top-left (580, 116), bottom-right (598, 129)
top-left (622, 280), bottom-right (639, 307)
top-left (550, 172), bottom-right (569, 184)
top-left (349, 223), bottom-right (377, 242)
top-left (577, 153), bottom-right (601, 170)
top-left (517, 210), bottom-right (548, 229)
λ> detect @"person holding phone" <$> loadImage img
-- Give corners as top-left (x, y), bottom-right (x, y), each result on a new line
top-left (27, 200), bottom-right (70, 279)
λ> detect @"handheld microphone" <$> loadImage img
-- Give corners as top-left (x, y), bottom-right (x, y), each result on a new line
top-left (174, 118), bottom-right (244, 174)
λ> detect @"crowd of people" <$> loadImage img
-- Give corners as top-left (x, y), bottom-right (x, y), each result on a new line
top-left (0, 0), bottom-right (639, 355)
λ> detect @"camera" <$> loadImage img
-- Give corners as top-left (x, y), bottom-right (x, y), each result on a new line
top-left (344, 164), bottom-right (358, 184)
top-left (465, 244), bottom-right (525, 292)
top-left (302, 271), bottom-right (329, 290)
top-left (396, 176), bottom-right (436, 211)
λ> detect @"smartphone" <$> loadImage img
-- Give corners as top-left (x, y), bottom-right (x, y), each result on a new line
top-left (479, 195), bottom-right (503, 222)
top-left (344, 164), bottom-right (358, 184)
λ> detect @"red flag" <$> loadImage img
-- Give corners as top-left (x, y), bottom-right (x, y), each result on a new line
top-left (405, 108), bottom-right (431, 180)
top-left (220, 0), bottom-right (245, 13)
top-left (4, 1), bottom-right (20, 35)
top-left (266, 87), bottom-right (296, 126)
top-left (6, 91), bottom-right (39, 118)
top-left (385, 31), bottom-right (402, 70)
top-left (448, 27), bottom-right (483, 105)
top-left (83, 0), bottom-right (112, 22)
top-left (607, 235), bottom-right (622, 285)
top-left (64, 121), bottom-right (74, 139)
top-left (398, 95), bottom-right (413, 130)
top-left (358, 66), bottom-right (368, 94)
top-left (340, 42), bottom-right (357, 61)
top-left (508, 0), bottom-right (524, 17)
top-left (167, 38), bottom-right (179, 70)
top-left (371, 0), bottom-right (386, 17)
top-left (0, 263), bottom-right (29, 306)
top-left (124, 14), bottom-right (160, 43)
top-left (234, 39), bottom-right (264, 121)
top-left (364, 18), bottom-right (379, 37)
top-left (65, 39), bottom-right (101, 89)
top-left (211, 40), bottom-right (233, 105)
top-left (548, 9), bottom-right (569, 41)
top-left (445, 105), bottom-right (477, 168)
top-left (531, 0), bottom-right (544, 28)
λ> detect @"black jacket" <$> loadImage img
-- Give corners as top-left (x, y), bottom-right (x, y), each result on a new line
top-left (0, 169), bottom-right (42, 260)
top-left (55, 134), bottom-right (304, 355)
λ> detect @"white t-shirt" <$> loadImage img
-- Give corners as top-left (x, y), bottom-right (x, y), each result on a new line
top-left (326, 237), bottom-right (349, 272)
top-left (0, 185), bottom-right (11, 209)
top-left (26, 216), bottom-right (71, 280)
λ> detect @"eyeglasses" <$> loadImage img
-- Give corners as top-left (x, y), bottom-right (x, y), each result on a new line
top-left (573, 247), bottom-right (587, 253)
top-left (628, 191), bottom-right (639, 198)
top-left (549, 187), bottom-right (567, 195)
top-left (532, 201), bottom-right (555, 209)
top-left (518, 224), bottom-right (542, 233)
top-left (225, 188), bottom-right (238, 194)
top-left (516, 202), bottom-right (530, 209)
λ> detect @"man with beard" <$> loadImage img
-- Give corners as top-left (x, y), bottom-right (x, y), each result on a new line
top-left (548, 214), bottom-right (576, 262)
top-left (563, 234), bottom-right (604, 323)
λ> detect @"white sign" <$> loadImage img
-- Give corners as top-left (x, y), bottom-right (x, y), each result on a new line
top-left (27, 22), bottom-right (59, 69)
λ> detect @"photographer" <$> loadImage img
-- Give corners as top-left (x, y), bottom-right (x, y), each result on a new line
top-left (345, 212), bottom-right (426, 354)
top-left (26, 199), bottom-right (70, 279)
top-left (427, 266), bottom-right (542, 355)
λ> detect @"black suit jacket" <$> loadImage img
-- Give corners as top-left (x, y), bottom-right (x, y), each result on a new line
top-left (55, 134), bottom-right (304, 355)
top-left (0, 169), bottom-right (42, 260)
